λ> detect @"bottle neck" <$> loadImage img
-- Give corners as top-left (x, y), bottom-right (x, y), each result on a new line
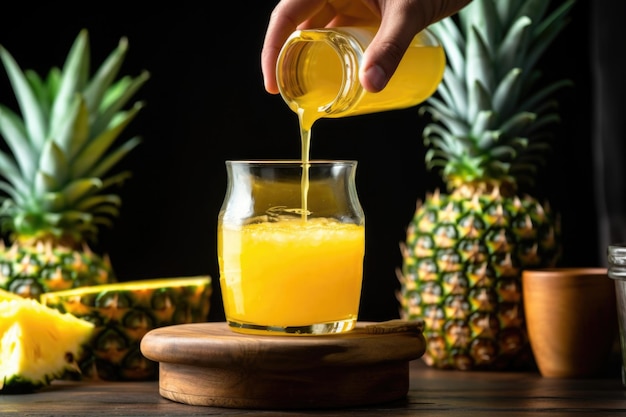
top-left (277, 28), bottom-right (368, 117)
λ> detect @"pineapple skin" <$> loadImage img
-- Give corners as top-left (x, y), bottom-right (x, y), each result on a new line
top-left (399, 186), bottom-right (561, 370)
top-left (0, 241), bottom-right (115, 299)
top-left (42, 277), bottom-right (212, 381)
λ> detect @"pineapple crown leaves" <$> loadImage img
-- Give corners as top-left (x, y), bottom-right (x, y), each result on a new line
top-left (422, 0), bottom-right (576, 191)
top-left (0, 29), bottom-right (150, 245)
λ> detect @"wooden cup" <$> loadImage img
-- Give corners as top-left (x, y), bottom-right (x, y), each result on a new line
top-left (522, 268), bottom-right (617, 378)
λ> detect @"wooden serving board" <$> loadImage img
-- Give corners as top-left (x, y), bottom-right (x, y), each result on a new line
top-left (140, 320), bottom-right (426, 409)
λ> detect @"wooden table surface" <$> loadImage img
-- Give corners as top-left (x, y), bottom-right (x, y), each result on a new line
top-left (1, 360), bottom-right (625, 416)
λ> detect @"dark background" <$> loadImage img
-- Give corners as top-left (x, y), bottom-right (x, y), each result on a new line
top-left (0, 1), bottom-right (611, 321)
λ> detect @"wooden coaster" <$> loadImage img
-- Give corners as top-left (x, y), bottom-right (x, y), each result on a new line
top-left (140, 320), bottom-right (425, 409)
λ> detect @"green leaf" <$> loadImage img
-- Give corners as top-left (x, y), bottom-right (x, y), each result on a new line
top-left (0, 148), bottom-right (29, 196)
top-left (466, 25), bottom-right (494, 99)
top-left (61, 178), bottom-right (103, 207)
top-left (519, 79), bottom-right (572, 112)
top-left (50, 210), bottom-right (92, 225)
top-left (525, 1), bottom-right (575, 74)
top-left (92, 216), bottom-right (115, 229)
top-left (0, 104), bottom-right (37, 182)
top-left (526, 113), bottom-right (561, 135)
top-left (422, 101), bottom-right (467, 136)
top-left (498, 111), bottom-right (537, 137)
top-left (38, 139), bottom-right (69, 187)
top-left (91, 136), bottom-right (141, 179)
top-left (25, 69), bottom-right (52, 117)
top-left (465, 0), bottom-right (499, 56)
top-left (100, 171), bottom-right (132, 191)
top-left (91, 71), bottom-right (150, 138)
top-left (514, 0), bottom-right (548, 25)
top-left (430, 19), bottom-right (465, 80)
top-left (82, 36), bottom-right (129, 116)
top-left (471, 110), bottom-right (496, 138)
top-left (467, 78), bottom-right (491, 123)
top-left (496, 17), bottom-right (531, 80)
top-left (44, 67), bottom-right (62, 103)
top-left (0, 44), bottom-right (47, 148)
top-left (34, 170), bottom-right (58, 195)
top-left (75, 194), bottom-right (121, 212)
top-left (40, 191), bottom-right (65, 212)
top-left (489, 145), bottom-right (517, 160)
top-left (50, 29), bottom-right (90, 137)
top-left (0, 181), bottom-right (22, 206)
top-left (437, 69), bottom-right (467, 118)
top-left (492, 68), bottom-right (522, 118)
top-left (50, 95), bottom-right (90, 160)
top-left (73, 102), bottom-right (143, 178)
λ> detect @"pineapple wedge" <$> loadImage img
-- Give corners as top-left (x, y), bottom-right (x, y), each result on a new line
top-left (0, 289), bottom-right (94, 393)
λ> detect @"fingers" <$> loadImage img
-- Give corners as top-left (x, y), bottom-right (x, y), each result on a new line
top-left (359, 0), bottom-right (426, 92)
top-left (261, 0), bottom-right (328, 94)
top-left (359, 0), bottom-right (470, 92)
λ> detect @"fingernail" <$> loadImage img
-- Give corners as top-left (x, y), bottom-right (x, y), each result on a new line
top-left (363, 65), bottom-right (388, 92)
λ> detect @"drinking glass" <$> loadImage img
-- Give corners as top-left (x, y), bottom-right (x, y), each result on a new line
top-left (218, 160), bottom-right (365, 335)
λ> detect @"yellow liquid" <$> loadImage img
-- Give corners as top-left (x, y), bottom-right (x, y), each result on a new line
top-left (218, 219), bottom-right (365, 331)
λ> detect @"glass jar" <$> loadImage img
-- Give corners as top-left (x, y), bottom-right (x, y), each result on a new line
top-left (276, 27), bottom-right (445, 128)
top-left (217, 160), bottom-right (365, 335)
top-left (607, 243), bottom-right (626, 386)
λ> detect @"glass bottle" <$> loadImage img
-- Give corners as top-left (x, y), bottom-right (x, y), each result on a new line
top-left (607, 243), bottom-right (626, 386)
top-left (276, 26), bottom-right (445, 128)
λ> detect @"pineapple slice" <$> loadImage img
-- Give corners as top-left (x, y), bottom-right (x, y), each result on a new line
top-left (0, 289), bottom-right (94, 393)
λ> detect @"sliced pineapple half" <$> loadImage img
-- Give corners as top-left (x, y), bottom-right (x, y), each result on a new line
top-left (41, 276), bottom-right (212, 381)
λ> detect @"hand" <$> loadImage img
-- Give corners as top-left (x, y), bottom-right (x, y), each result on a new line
top-left (261, 0), bottom-right (472, 94)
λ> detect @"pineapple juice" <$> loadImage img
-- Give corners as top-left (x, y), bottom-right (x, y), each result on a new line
top-left (218, 218), bottom-right (364, 331)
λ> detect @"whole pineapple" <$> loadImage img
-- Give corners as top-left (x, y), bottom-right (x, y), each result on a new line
top-left (398, 0), bottom-right (575, 370)
top-left (0, 30), bottom-right (149, 298)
